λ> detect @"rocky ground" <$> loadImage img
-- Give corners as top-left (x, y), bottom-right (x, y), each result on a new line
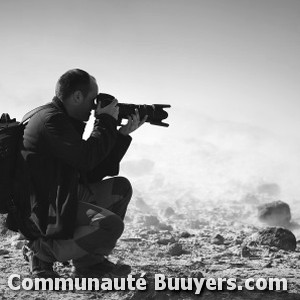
top-left (0, 195), bottom-right (299, 300)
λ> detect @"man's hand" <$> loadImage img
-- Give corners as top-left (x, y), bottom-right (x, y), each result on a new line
top-left (95, 99), bottom-right (119, 120)
top-left (119, 109), bottom-right (148, 135)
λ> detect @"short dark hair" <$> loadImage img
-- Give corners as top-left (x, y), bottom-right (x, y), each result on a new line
top-left (55, 69), bottom-right (91, 101)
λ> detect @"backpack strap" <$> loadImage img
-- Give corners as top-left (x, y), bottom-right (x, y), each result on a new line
top-left (21, 103), bottom-right (52, 124)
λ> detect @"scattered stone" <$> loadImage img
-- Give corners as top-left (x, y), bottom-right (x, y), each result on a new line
top-left (230, 262), bottom-right (247, 267)
top-left (257, 200), bottom-right (291, 227)
top-left (0, 227), bottom-right (8, 235)
top-left (157, 223), bottom-right (173, 231)
top-left (248, 240), bottom-right (258, 247)
top-left (244, 227), bottom-right (297, 251)
top-left (155, 252), bottom-right (165, 258)
top-left (241, 246), bottom-right (251, 258)
top-left (234, 237), bottom-right (243, 245)
top-left (269, 246), bottom-right (280, 252)
top-left (0, 249), bottom-right (9, 255)
top-left (180, 231), bottom-right (192, 238)
top-left (164, 207), bottom-right (175, 217)
top-left (263, 261), bottom-right (273, 268)
top-left (223, 240), bottom-right (232, 246)
top-left (157, 236), bottom-right (176, 245)
top-left (146, 229), bottom-right (160, 235)
top-left (211, 234), bottom-right (225, 245)
top-left (121, 237), bottom-right (142, 242)
top-left (274, 253), bottom-right (282, 259)
top-left (189, 271), bottom-right (204, 278)
top-left (168, 243), bottom-right (184, 256)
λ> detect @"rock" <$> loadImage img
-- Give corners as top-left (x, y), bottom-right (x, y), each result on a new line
top-left (0, 249), bottom-right (9, 255)
top-left (257, 200), bottom-right (291, 226)
top-left (157, 237), bottom-right (176, 245)
top-left (262, 261), bottom-right (273, 268)
top-left (244, 227), bottom-right (297, 251)
top-left (121, 237), bottom-right (142, 242)
top-left (157, 223), bottom-right (173, 231)
top-left (211, 234), bottom-right (225, 245)
top-left (167, 243), bottom-right (184, 256)
top-left (241, 246), bottom-right (251, 258)
top-left (146, 229), bottom-right (159, 235)
top-left (189, 271), bottom-right (204, 279)
top-left (155, 252), bottom-right (165, 258)
top-left (234, 237), bottom-right (243, 245)
top-left (180, 231), bottom-right (192, 238)
top-left (164, 207), bottom-right (175, 217)
top-left (0, 227), bottom-right (8, 235)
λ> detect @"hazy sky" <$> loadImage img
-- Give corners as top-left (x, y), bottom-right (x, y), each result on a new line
top-left (1, 0), bottom-right (299, 140)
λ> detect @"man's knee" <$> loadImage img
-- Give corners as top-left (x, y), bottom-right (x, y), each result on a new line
top-left (99, 214), bottom-right (124, 239)
top-left (112, 176), bottom-right (133, 201)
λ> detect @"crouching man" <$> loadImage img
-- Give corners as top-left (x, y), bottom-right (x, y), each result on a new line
top-left (7, 69), bottom-right (147, 278)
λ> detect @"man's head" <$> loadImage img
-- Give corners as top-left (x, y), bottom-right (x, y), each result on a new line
top-left (55, 69), bottom-right (99, 122)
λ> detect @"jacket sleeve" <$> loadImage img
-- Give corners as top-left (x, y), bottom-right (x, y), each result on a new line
top-left (86, 132), bottom-right (132, 182)
top-left (42, 112), bottom-right (118, 171)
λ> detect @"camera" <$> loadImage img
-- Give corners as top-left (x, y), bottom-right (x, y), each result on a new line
top-left (95, 93), bottom-right (171, 127)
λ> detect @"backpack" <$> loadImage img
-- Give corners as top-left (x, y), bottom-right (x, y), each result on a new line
top-left (0, 105), bottom-right (49, 214)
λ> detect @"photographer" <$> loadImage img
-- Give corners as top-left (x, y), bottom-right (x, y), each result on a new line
top-left (8, 69), bottom-right (147, 278)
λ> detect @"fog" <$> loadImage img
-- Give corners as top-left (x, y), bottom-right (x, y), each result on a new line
top-left (116, 107), bottom-right (300, 225)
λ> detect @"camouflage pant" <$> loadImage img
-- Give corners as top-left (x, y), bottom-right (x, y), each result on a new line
top-left (31, 176), bottom-right (132, 268)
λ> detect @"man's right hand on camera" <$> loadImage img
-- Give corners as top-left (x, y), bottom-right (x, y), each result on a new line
top-left (95, 98), bottom-right (119, 120)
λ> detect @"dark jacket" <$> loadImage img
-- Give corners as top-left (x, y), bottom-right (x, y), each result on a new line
top-left (9, 97), bottom-right (131, 239)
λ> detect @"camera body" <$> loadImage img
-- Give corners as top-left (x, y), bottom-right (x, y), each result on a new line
top-left (96, 93), bottom-right (170, 127)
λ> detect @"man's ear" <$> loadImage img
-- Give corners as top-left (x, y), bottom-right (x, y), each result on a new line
top-left (73, 90), bottom-right (84, 105)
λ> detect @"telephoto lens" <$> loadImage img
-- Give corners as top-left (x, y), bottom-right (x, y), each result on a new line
top-left (96, 93), bottom-right (171, 127)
